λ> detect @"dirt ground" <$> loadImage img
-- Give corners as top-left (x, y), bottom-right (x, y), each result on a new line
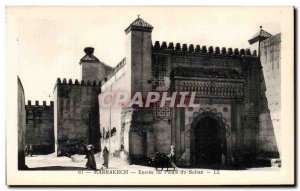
top-left (25, 153), bottom-right (280, 171)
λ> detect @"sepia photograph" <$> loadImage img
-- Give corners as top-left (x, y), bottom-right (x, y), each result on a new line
top-left (6, 6), bottom-right (294, 185)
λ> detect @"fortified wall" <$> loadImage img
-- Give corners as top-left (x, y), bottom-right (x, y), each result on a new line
top-left (100, 17), bottom-right (154, 163)
top-left (258, 33), bottom-right (281, 159)
top-left (99, 17), bottom-right (266, 166)
top-left (152, 41), bottom-right (262, 164)
top-left (25, 100), bottom-right (54, 154)
top-left (17, 77), bottom-right (27, 169)
top-left (53, 78), bottom-right (102, 155)
top-left (100, 58), bottom-right (131, 157)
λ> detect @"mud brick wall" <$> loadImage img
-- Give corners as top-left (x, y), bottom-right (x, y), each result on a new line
top-left (17, 77), bottom-right (26, 169)
top-left (152, 42), bottom-right (261, 161)
top-left (258, 34), bottom-right (281, 158)
top-left (98, 26), bottom-right (264, 165)
top-left (54, 78), bottom-right (101, 155)
top-left (241, 56), bottom-right (261, 160)
top-left (82, 62), bottom-right (112, 82)
top-left (80, 47), bottom-right (113, 82)
top-left (100, 58), bottom-right (130, 157)
top-left (25, 100), bottom-right (54, 154)
top-left (100, 26), bottom-right (155, 162)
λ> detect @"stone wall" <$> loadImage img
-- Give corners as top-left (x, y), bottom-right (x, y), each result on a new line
top-left (128, 30), bottom-right (153, 96)
top-left (152, 43), bottom-right (261, 164)
top-left (100, 59), bottom-right (131, 158)
top-left (82, 62), bottom-right (112, 82)
top-left (241, 55), bottom-right (262, 161)
top-left (80, 47), bottom-right (113, 82)
top-left (97, 26), bottom-right (262, 166)
top-left (258, 34), bottom-right (281, 158)
top-left (100, 26), bottom-right (155, 164)
top-left (25, 100), bottom-right (54, 154)
top-left (54, 78), bottom-right (101, 156)
top-left (126, 28), bottom-right (154, 163)
top-left (17, 77), bottom-right (27, 169)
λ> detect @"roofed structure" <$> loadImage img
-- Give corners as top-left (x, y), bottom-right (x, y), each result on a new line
top-left (125, 16), bottom-right (153, 34)
top-left (80, 47), bottom-right (100, 63)
top-left (248, 26), bottom-right (272, 44)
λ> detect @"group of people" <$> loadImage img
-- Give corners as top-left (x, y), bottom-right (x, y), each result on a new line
top-left (85, 145), bottom-right (176, 170)
top-left (85, 145), bottom-right (109, 170)
top-left (25, 144), bottom-right (33, 157)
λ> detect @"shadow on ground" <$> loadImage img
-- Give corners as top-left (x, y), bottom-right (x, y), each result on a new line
top-left (25, 166), bottom-right (87, 170)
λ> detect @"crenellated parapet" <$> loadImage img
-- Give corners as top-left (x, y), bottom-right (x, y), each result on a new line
top-left (26, 100), bottom-right (54, 108)
top-left (25, 99), bottom-right (54, 154)
top-left (106, 57), bottom-right (126, 80)
top-left (152, 41), bottom-right (257, 57)
top-left (56, 78), bottom-right (101, 86)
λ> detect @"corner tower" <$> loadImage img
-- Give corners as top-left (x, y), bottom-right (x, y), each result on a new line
top-left (125, 16), bottom-right (153, 96)
top-left (249, 27), bottom-right (281, 164)
top-left (248, 26), bottom-right (272, 56)
top-left (80, 47), bottom-right (111, 82)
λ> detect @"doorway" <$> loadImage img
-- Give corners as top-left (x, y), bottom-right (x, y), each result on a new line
top-left (194, 116), bottom-right (226, 168)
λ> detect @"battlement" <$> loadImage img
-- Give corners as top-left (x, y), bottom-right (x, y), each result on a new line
top-left (152, 41), bottom-right (257, 57)
top-left (26, 100), bottom-right (54, 107)
top-left (56, 78), bottom-right (102, 86)
top-left (105, 58), bottom-right (126, 82)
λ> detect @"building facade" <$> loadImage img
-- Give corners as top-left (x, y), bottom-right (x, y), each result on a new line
top-left (23, 17), bottom-right (281, 168)
top-left (99, 17), bottom-right (280, 168)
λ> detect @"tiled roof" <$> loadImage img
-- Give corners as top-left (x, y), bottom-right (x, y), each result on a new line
top-left (174, 67), bottom-right (243, 79)
top-left (248, 28), bottom-right (272, 44)
top-left (125, 17), bottom-right (153, 33)
top-left (130, 17), bottom-right (153, 28)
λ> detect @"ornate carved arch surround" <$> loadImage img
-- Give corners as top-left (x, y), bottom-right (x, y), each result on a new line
top-left (188, 107), bottom-right (231, 167)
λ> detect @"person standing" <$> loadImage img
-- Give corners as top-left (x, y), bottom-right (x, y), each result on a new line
top-left (28, 144), bottom-right (33, 157)
top-left (102, 146), bottom-right (109, 168)
top-left (24, 145), bottom-right (28, 156)
top-left (168, 145), bottom-right (176, 169)
top-left (85, 144), bottom-right (97, 170)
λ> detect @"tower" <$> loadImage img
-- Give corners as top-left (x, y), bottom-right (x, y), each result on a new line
top-left (124, 16), bottom-right (155, 162)
top-left (249, 27), bottom-right (281, 163)
top-left (125, 16), bottom-right (153, 96)
top-left (248, 26), bottom-right (272, 56)
top-left (80, 47), bottom-right (111, 82)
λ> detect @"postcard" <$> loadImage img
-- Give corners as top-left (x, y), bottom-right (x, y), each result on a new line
top-left (6, 6), bottom-right (294, 185)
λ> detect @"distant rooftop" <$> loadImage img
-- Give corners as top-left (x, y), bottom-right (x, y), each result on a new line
top-left (80, 54), bottom-right (100, 63)
top-left (80, 47), bottom-right (100, 64)
top-left (125, 16), bottom-right (153, 34)
top-left (79, 47), bottom-right (113, 72)
top-left (248, 26), bottom-right (272, 44)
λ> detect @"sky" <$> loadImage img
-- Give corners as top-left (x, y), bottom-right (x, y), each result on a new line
top-left (7, 7), bottom-right (282, 102)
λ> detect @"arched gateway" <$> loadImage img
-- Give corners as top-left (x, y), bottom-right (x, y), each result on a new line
top-left (190, 112), bottom-right (227, 168)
